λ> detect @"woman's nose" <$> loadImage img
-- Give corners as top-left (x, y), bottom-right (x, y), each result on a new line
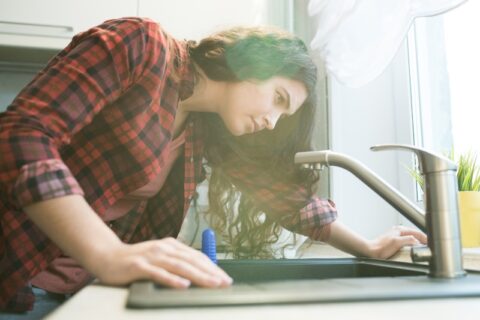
top-left (264, 111), bottom-right (281, 130)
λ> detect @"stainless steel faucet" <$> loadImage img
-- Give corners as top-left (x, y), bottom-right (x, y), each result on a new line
top-left (294, 144), bottom-right (466, 279)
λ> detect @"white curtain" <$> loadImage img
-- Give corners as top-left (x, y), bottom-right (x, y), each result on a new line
top-left (308, 0), bottom-right (468, 87)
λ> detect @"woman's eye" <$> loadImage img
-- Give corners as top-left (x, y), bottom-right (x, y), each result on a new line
top-left (275, 91), bottom-right (285, 105)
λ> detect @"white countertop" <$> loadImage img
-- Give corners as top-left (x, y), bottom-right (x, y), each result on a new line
top-left (45, 244), bottom-right (480, 320)
top-left (46, 285), bottom-right (480, 320)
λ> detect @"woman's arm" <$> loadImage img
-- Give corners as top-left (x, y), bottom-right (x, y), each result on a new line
top-left (326, 219), bottom-right (427, 259)
top-left (24, 195), bottom-right (232, 288)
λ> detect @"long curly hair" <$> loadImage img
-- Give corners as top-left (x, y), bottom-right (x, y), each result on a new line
top-left (188, 26), bottom-right (319, 258)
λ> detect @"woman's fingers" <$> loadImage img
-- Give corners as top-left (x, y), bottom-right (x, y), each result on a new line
top-left (398, 235), bottom-right (421, 247)
top-left (168, 249), bottom-right (231, 283)
top-left (153, 255), bottom-right (227, 287)
top-left (135, 259), bottom-right (191, 288)
top-left (379, 236), bottom-right (419, 259)
top-left (171, 243), bottom-right (231, 277)
top-left (371, 226), bottom-right (427, 259)
top-left (145, 238), bottom-right (233, 288)
top-left (163, 238), bottom-right (232, 281)
top-left (395, 226), bottom-right (428, 244)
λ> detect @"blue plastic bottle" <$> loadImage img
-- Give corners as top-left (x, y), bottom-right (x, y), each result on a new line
top-left (201, 228), bottom-right (217, 264)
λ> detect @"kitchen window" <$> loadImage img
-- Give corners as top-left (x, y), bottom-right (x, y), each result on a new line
top-left (406, 0), bottom-right (480, 202)
top-left (408, 0), bottom-right (480, 161)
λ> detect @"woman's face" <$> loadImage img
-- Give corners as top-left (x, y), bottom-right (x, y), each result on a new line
top-left (219, 76), bottom-right (308, 136)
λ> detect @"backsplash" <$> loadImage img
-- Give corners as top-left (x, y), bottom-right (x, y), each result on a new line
top-left (0, 63), bottom-right (39, 112)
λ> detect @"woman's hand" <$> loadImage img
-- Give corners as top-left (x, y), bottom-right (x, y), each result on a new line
top-left (367, 225), bottom-right (428, 259)
top-left (95, 237), bottom-right (233, 289)
top-left (327, 220), bottom-right (428, 259)
top-left (24, 196), bottom-right (232, 289)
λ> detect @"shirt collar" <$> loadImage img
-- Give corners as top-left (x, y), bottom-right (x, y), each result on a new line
top-left (177, 40), bottom-right (196, 101)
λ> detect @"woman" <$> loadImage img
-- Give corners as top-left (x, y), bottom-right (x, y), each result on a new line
top-left (0, 17), bottom-right (426, 315)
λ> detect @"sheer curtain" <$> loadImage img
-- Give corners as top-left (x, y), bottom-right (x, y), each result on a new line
top-left (308, 0), bottom-right (467, 88)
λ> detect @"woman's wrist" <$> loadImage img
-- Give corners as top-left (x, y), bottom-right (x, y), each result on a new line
top-left (326, 220), bottom-right (376, 258)
top-left (363, 239), bottom-right (379, 258)
top-left (85, 238), bottom-right (126, 280)
top-left (346, 237), bottom-right (376, 258)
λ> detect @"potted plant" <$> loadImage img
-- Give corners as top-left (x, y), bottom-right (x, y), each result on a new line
top-left (410, 151), bottom-right (480, 248)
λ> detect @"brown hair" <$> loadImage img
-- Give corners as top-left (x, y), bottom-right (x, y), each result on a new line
top-left (189, 26), bottom-right (319, 258)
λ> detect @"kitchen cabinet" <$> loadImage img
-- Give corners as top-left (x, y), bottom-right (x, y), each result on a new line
top-left (0, 0), bottom-right (137, 49)
top-left (0, 0), bottom-right (290, 55)
top-left (137, 0), bottom-right (287, 40)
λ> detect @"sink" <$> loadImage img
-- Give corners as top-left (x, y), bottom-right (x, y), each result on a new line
top-left (218, 258), bottom-right (425, 280)
top-left (127, 258), bottom-right (480, 308)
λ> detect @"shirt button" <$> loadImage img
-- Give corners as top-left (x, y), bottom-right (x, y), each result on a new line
top-left (190, 157), bottom-right (194, 162)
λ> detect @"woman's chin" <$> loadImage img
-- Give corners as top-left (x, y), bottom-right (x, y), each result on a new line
top-left (226, 124), bottom-right (247, 136)
top-left (230, 131), bottom-right (244, 137)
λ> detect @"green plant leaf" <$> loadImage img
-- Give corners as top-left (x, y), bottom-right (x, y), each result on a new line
top-left (407, 150), bottom-right (480, 192)
top-left (405, 164), bottom-right (424, 191)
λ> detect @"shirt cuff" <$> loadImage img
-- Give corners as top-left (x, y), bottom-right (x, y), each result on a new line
top-left (308, 222), bottom-right (334, 242)
top-left (300, 199), bottom-right (338, 241)
top-left (13, 159), bottom-right (84, 208)
top-left (279, 198), bottom-right (338, 242)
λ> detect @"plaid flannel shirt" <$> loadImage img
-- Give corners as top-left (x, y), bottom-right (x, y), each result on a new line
top-left (0, 17), bottom-right (337, 312)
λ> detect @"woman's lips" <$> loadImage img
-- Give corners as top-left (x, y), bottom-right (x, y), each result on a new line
top-left (251, 118), bottom-right (260, 132)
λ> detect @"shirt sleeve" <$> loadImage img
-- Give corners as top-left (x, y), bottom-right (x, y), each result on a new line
top-left (223, 162), bottom-right (338, 242)
top-left (0, 18), bottom-right (163, 209)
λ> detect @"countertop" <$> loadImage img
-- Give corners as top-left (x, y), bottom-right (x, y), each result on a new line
top-left (45, 244), bottom-right (480, 320)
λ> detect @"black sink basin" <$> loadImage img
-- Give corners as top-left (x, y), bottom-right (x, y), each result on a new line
top-left (218, 258), bottom-right (426, 281)
top-left (127, 258), bottom-right (480, 308)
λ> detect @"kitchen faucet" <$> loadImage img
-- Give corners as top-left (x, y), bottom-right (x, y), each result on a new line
top-left (295, 144), bottom-right (466, 279)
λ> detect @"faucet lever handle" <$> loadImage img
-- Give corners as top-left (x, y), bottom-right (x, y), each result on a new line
top-left (411, 245), bottom-right (432, 263)
top-left (370, 144), bottom-right (457, 174)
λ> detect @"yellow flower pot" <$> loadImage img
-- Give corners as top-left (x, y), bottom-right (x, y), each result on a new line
top-left (458, 191), bottom-right (480, 248)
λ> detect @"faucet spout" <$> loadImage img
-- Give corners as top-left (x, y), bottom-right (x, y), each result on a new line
top-left (295, 150), bottom-right (426, 230)
top-left (295, 146), bottom-right (466, 279)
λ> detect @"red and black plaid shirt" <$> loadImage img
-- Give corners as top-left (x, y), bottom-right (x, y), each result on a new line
top-left (0, 18), bottom-right (337, 311)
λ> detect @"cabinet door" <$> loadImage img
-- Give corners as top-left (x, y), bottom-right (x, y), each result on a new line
top-left (138, 0), bottom-right (273, 40)
top-left (0, 0), bottom-right (137, 48)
